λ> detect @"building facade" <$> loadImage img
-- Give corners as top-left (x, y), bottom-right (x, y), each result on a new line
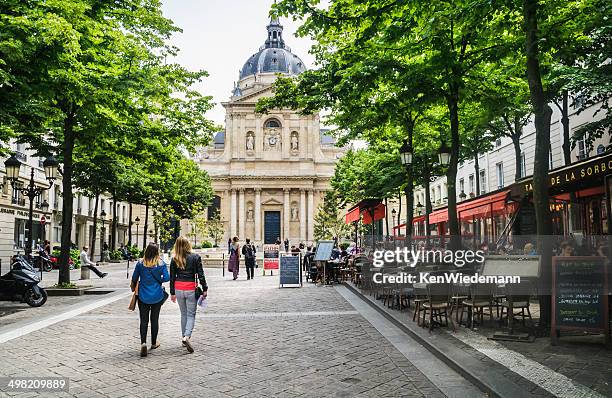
top-left (0, 141), bottom-right (146, 267)
top-left (190, 19), bottom-right (345, 247)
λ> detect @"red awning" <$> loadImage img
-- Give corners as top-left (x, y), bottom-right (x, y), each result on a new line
top-left (457, 190), bottom-right (510, 221)
top-left (429, 208), bottom-right (448, 224)
top-left (362, 203), bottom-right (386, 225)
top-left (345, 207), bottom-right (361, 224)
top-left (344, 199), bottom-right (386, 225)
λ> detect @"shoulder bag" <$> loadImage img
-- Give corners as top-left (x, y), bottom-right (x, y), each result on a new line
top-left (146, 265), bottom-right (169, 305)
top-left (193, 255), bottom-right (204, 300)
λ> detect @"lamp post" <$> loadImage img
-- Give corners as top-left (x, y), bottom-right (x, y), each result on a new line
top-left (399, 140), bottom-right (413, 166)
top-left (4, 155), bottom-right (58, 255)
top-left (391, 208), bottom-right (397, 237)
top-left (100, 209), bottom-right (106, 260)
top-left (134, 216), bottom-right (140, 250)
top-left (438, 141), bottom-right (451, 166)
top-left (40, 199), bottom-right (49, 243)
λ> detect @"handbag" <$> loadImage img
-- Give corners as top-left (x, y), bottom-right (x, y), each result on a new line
top-left (128, 281), bottom-right (139, 311)
top-left (146, 266), bottom-right (169, 305)
top-left (194, 255), bottom-right (204, 299)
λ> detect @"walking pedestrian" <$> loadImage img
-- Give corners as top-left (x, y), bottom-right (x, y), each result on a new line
top-left (170, 236), bottom-right (208, 353)
top-left (284, 238), bottom-right (290, 252)
top-left (80, 246), bottom-right (107, 278)
top-left (242, 238), bottom-right (256, 280)
top-left (228, 236), bottom-right (240, 280)
top-left (130, 243), bottom-right (169, 357)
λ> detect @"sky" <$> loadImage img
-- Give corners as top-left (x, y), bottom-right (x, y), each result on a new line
top-left (161, 0), bottom-right (317, 127)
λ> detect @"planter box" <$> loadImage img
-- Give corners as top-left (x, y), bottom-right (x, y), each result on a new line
top-left (45, 286), bottom-right (94, 296)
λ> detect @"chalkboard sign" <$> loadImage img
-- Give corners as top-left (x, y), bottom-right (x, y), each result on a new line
top-left (551, 256), bottom-right (610, 345)
top-left (280, 254), bottom-right (301, 287)
top-left (314, 240), bottom-right (334, 262)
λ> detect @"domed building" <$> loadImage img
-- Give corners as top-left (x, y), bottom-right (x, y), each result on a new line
top-left (192, 18), bottom-right (345, 247)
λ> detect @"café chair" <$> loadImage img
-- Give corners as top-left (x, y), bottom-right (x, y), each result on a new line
top-left (412, 283), bottom-right (429, 326)
top-left (422, 283), bottom-right (453, 331)
top-left (460, 283), bottom-right (495, 329)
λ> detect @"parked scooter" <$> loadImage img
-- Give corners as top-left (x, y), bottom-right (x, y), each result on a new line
top-left (31, 247), bottom-right (53, 272)
top-left (0, 255), bottom-right (47, 307)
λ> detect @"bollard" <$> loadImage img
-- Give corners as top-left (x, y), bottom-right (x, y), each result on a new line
top-left (81, 264), bottom-right (90, 280)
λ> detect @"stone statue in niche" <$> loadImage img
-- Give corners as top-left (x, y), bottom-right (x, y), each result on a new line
top-left (246, 203), bottom-right (254, 221)
top-left (246, 132), bottom-right (255, 151)
top-left (291, 205), bottom-right (299, 221)
top-left (290, 132), bottom-right (299, 152)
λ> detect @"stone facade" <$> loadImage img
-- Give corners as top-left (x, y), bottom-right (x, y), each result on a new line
top-left (189, 19), bottom-right (344, 248)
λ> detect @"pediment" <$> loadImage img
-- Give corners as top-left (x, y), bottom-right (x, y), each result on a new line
top-left (262, 197), bottom-right (283, 205)
top-left (231, 86), bottom-right (274, 104)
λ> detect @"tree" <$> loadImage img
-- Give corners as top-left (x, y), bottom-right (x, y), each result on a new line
top-left (314, 191), bottom-right (351, 243)
top-left (205, 213), bottom-right (225, 248)
top-left (1, 1), bottom-right (216, 283)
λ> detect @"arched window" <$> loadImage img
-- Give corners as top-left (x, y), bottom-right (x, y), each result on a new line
top-left (264, 119), bottom-right (281, 128)
top-left (208, 195), bottom-right (221, 220)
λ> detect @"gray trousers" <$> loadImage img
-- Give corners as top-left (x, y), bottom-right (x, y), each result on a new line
top-left (176, 289), bottom-right (197, 338)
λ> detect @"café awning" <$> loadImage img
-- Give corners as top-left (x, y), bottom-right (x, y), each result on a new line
top-left (345, 199), bottom-right (386, 225)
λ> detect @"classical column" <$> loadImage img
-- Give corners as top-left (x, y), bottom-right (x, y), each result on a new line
top-left (307, 190), bottom-right (315, 241)
top-left (283, 188), bottom-right (290, 241)
top-left (230, 189), bottom-right (237, 238)
top-left (299, 189), bottom-right (306, 242)
top-left (255, 188), bottom-right (262, 242)
top-left (238, 188), bottom-right (245, 238)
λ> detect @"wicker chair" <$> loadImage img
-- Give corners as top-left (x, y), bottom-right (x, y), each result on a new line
top-left (460, 283), bottom-right (495, 328)
top-left (422, 283), bottom-right (453, 331)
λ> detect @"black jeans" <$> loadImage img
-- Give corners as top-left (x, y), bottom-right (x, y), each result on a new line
top-left (245, 258), bottom-right (255, 279)
top-left (87, 264), bottom-right (104, 277)
top-left (138, 299), bottom-right (163, 344)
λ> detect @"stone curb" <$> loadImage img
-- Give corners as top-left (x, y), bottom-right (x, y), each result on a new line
top-left (343, 282), bottom-right (543, 398)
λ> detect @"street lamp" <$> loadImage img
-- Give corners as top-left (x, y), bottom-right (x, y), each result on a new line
top-left (134, 216), bottom-right (140, 249)
top-left (100, 209), bottom-right (107, 259)
top-left (399, 140), bottom-right (413, 166)
top-left (391, 208), bottom-right (397, 236)
top-left (438, 141), bottom-right (451, 166)
top-left (4, 154), bottom-right (58, 254)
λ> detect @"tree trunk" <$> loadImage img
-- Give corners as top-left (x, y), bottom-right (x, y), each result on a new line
top-left (90, 192), bottom-right (99, 261)
top-left (424, 168), bottom-right (432, 247)
top-left (447, 83), bottom-right (461, 250)
top-left (128, 202), bottom-right (133, 246)
top-left (58, 114), bottom-right (75, 285)
top-left (143, 199), bottom-right (149, 252)
top-left (111, 194), bottom-right (117, 251)
top-left (523, 0), bottom-right (553, 326)
top-left (560, 90), bottom-right (571, 165)
top-left (474, 154), bottom-right (480, 196)
top-left (384, 197), bottom-right (390, 240)
top-left (404, 175), bottom-right (413, 247)
top-left (153, 210), bottom-right (159, 243)
top-left (513, 134), bottom-right (523, 181)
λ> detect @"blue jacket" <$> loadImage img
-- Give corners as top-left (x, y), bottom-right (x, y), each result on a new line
top-left (132, 261), bottom-right (169, 304)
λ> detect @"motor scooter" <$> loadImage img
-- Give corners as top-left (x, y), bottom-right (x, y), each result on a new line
top-left (0, 255), bottom-right (47, 307)
top-left (31, 247), bottom-right (53, 272)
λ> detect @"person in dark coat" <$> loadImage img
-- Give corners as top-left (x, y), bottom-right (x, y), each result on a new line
top-left (241, 238), bottom-right (257, 280)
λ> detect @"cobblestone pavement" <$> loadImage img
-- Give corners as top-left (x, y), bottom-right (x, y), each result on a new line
top-left (0, 268), bottom-right (470, 397)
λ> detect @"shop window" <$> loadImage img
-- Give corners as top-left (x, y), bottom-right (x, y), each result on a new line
top-left (496, 162), bottom-right (504, 189)
top-left (480, 170), bottom-right (487, 194)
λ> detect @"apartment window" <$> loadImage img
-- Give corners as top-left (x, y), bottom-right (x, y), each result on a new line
top-left (437, 186), bottom-right (442, 203)
top-left (122, 205), bottom-right (127, 224)
top-left (431, 188), bottom-right (436, 204)
top-left (574, 94), bottom-right (585, 110)
top-left (496, 162), bottom-right (504, 189)
top-left (12, 182), bottom-right (24, 206)
top-left (53, 226), bottom-right (62, 243)
top-left (520, 152), bottom-right (527, 178)
top-left (577, 138), bottom-right (588, 161)
top-left (77, 194), bottom-right (82, 213)
top-left (479, 170), bottom-right (487, 194)
top-left (468, 175), bottom-right (475, 194)
top-left (495, 138), bottom-right (502, 148)
top-left (459, 178), bottom-right (465, 194)
top-left (100, 199), bottom-right (106, 216)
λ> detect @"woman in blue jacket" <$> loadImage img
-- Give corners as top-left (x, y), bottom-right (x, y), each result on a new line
top-left (131, 243), bottom-right (169, 357)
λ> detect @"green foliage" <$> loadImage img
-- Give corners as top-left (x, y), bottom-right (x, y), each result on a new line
top-left (128, 245), bottom-right (140, 259)
top-left (109, 250), bottom-right (122, 261)
top-left (52, 282), bottom-right (78, 289)
top-left (205, 213), bottom-right (225, 247)
top-left (201, 241), bottom-right (213, 249)
top-left (314, 191), bottom-right (351, 242)
top-left (69, 249), bottom-right (81, 269)
top-left (339, 242), bottom-right (350, 251)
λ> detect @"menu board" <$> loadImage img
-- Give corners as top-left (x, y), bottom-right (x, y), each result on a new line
top-left (314, 240), bottom-right (335, 262)
top-left (551, 257), bottom-right (609, 342)
top-left (263, 245), bottom-right (280, 270)
top-left (280, 254), bottom-right (301, 287)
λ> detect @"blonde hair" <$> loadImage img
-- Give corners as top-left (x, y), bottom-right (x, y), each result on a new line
top-left (143, 243), bottom-right (161, 268)
top-left (173, 236), bottom-right (192, 270)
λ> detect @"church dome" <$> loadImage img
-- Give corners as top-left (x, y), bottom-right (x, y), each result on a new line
top-left (239, 18), bottom-right (306, 80)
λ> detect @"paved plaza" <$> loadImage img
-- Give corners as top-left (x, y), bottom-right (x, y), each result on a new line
top-left (0, 264), bottom-right (482, 397)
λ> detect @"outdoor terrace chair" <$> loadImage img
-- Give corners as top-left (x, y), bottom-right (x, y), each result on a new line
top-left (449, 282), bottom-right (470, 323)
top-left (422, 283), bottom-right (454, 331)
top-left (412, 283), bottom-right (429, 326)
top-left (499, 280), bottom-right (534, 327)
top-left (460, 283), bottom-right (495, 329)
